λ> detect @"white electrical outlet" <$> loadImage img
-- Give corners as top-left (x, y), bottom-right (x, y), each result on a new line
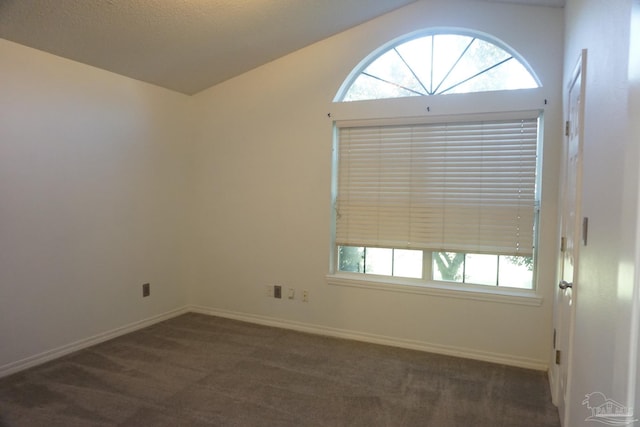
top-left (302, 290), bottom-right (309, 302)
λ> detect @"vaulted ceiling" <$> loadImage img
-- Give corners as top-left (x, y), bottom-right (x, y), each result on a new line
top-left (0, 0), bottom-right (564, 95)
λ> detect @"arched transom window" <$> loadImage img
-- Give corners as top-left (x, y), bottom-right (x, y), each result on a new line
top-left (337, 32), bottom-right (540, 102)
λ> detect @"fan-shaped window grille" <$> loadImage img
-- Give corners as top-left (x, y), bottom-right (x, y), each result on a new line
top-left (339, 33), bottom-right (540, 102)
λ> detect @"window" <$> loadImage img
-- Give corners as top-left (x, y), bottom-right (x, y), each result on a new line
top-left (338, 248), bottom-right (533, 289)
top-left (337, 32), bottom-right (539, 102)
top-left (334, 115), bottom-right (539, 289)
top-left (338, 246), bottom-right (423, 278)
top-left (330, 30), bottom-right (543, 294)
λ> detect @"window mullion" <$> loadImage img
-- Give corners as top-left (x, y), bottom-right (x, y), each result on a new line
top-left (423, 251), bottom-right (432, 281)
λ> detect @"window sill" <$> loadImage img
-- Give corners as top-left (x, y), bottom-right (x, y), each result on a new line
top-left (326, 273), bottom-right (543, 307)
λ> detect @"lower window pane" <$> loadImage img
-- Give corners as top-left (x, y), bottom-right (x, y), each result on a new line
top-left (393, 249), bottom-right (423, 278)
top-left (364, 248), bottom-right (393, 275)
top-left (339, 246), bottom-right (535, 290)
top-left (432, 252), bottom-right (464, 282)
top-left (498, 256), bottom-right (534, 288)
top-left (464, 254), bottom-right (498, 286)
top-left (338, 246), bottom-right (364, 273)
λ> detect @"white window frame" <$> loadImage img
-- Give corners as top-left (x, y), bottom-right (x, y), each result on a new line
top-left (327, 89), bottom-right (546, 307)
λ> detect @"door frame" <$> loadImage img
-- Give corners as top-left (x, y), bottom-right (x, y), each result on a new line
top-left (551, 49), bottom-right (587, 427)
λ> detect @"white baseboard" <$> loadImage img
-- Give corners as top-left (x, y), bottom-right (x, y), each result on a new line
top-left (1, 305), bottom-right (548, 377)
top-left (0, 306), bottom-right (190, 378)
top-left (190, 305), bottom-right (549, 371)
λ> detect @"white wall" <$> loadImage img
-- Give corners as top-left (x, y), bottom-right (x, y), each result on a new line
top-left (0, 40), bottom-right (193, 374)
top-left (562, 0), bottom-right (639, 425)
top-left (190, 0), bottom-right (564, 369)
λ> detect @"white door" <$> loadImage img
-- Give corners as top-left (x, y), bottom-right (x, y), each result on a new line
top-left (555, 50), bottom-right (586, 427)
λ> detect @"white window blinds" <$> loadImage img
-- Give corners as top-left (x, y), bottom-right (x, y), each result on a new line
top-left (335, 115), bottom-right (539, 256)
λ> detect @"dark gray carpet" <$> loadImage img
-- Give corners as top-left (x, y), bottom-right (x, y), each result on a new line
top-left (0, 313), bottom-right (560, 426)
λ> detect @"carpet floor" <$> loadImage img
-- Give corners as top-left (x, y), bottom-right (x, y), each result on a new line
top-left (0, 313), bottom-right (560, 426)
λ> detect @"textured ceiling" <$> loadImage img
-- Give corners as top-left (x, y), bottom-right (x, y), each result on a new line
top-left (0, 0), bottom-right (564, 95)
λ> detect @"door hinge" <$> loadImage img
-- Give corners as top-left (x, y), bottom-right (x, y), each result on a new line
top-left (565, 120), bottom-right (570, 136)
top-left (560, 236), bottom-right (566, 252)
top-left (555, 350), bottom-right (561, 365)
top-left (553, 328), bottom-right (557, 349)
top-left (582, 217), bottom-right (589, 246)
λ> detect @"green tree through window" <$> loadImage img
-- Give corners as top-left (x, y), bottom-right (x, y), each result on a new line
top-left (433, 252), bottom-right (465, 281)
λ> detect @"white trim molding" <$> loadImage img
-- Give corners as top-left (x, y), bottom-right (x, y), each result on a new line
top-left (0, 306), bottom-right (190, 378)
top-left (327, 274), bottom-right (543, 307)
top-left (1, 305), bottom-right (548, 378)
top-left (191, 305), bottom-right (548, 371)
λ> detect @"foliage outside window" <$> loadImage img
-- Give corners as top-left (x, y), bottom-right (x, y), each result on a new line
top-left (338, 247), bottom-right (533, 289)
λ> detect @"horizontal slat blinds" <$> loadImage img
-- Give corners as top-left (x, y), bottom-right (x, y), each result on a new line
top-left (335, 117), bottom-right (538, 256)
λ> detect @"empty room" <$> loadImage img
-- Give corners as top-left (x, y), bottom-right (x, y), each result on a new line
top-left (1, 0), bottom-right (640, 426)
